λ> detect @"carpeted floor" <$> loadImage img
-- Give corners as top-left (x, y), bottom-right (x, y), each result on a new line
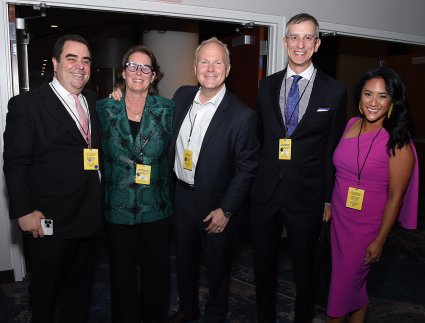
top-left (1, 221), bottom-right (424, 323)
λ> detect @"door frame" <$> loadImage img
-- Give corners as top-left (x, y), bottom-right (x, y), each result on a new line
top-left (0, 0), bottom-right (286, 281)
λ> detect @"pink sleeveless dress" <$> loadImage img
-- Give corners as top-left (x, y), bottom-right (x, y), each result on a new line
top-left (327, 117), bottom-right (419, 317)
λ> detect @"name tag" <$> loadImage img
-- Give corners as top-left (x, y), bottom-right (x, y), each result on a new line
top-left (346, 186), bottom-right (365, 210)
top-left (184, 149), bottom-right (193, 171)
top-left (135, 164), bottom-right (151, 185)
top-left (83, 149), bottom-right (99, 170)
top-left (279, 139), bottom-right (292, 160)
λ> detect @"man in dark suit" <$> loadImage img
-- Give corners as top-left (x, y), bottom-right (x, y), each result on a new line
top-left (250, 13), bottom-right (347, 323)
top-left (169, 37), bottom-right (259, 323)
top-left (3, 34), bottom-right (102, 323)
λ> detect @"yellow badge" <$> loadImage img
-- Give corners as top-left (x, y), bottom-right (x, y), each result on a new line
top-left (83, 149), bottom-right (99, 170)
top-left (279, 139), bottom-right (292, 160)
top-left (183, 149), bottom-right (193, 171)
top-left (346, 186), bottom-right (365, 210)
top-left (135, 164), bottom-right (151, 185)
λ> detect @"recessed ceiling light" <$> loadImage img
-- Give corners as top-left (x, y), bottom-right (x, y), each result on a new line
top-left (50, 25), bottom-right (58, 28)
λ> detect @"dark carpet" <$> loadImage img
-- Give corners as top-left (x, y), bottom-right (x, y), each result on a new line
top-left (1, 220), bottom-right (424, 323)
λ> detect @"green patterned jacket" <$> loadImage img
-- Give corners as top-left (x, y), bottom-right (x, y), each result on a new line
top-left (96, 94), bottom-right (174, 225)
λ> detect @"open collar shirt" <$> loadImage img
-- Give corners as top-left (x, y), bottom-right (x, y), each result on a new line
top-left (174, 85), bottom-right (226, 185)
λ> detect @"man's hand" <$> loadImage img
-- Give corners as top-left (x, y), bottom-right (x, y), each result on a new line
top-left (203, 208), bottom-right (229, 234)
top-left (18, 210), bottom-right (45, 238)
top-left (109, 88), bottom-right (123, 101)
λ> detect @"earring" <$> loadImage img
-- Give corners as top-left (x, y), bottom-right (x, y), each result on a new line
top-left (359, 104), bottom-right (363, 115)
top-left (387, 104), bottom-right (393, 118)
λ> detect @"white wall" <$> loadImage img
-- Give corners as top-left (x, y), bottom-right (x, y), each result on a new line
top-left (1, 0), bottom-right (425, 280)
top-left (181, 0), bottom-right (425, 40)
top-left (144, 29), bottom-right (199, 99)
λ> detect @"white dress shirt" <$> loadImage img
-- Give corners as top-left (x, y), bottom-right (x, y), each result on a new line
top-left (280, 63), bottom-right (316, 123)
top-left (174, 85), bottom-right (226, 185)
top-left (49, 77), bottom-right (91, 133)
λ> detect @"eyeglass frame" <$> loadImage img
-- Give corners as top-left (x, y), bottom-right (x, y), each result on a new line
top-left (285, 34), bottom-right (318, 45)
top-left (125, 61), bottom-right (154, 74)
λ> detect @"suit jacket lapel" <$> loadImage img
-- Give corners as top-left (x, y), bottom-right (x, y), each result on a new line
top-left (40, 83), bottom-right (88, 145)
top-left (198, 90), bottom-right (230, 156)
top-left (171, 87), bottom-right (198, 149)
top-left (107, 96), bottom-right (136, 152)
top-left (107, 95), bottom-right (148, 161)
top-left (110, 95), bottom-right (163, 162)
top-left (135, 96), bottom-right (162, 159)
top-left (294, 69), bottom-right (328, 135)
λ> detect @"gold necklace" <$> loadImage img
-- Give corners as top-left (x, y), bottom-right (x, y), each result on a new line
top-left (126, 105), bottom-right (144, 119)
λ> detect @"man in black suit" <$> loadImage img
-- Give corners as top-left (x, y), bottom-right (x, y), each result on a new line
top-left (3, 34), bottom-right (102, 323)
top-left (250, 13), bottom-right (347, 323)
top-left (169, 37), bottom-right (259, 323)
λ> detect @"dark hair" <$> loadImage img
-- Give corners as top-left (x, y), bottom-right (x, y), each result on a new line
top-left (286, 13), bottom-right (320, 38)
top-left (121, 45), bottom-right (164, 96)
top-left (354, 66), bottom-right (413, 155)
top-left (53, 34), bottom-right (91, 61)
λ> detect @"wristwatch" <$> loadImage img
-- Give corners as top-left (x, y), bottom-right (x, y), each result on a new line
top-left (224, 211), bottom-right (233, 220)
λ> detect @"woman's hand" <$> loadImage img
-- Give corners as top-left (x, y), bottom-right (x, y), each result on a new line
top-left (323, 203), bottom-right (331, 222)
top-left (364, 239), bottom-right (384, 265)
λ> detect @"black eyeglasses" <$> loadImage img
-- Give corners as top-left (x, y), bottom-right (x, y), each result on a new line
top-left (125, 62), bottom-right (153, 74)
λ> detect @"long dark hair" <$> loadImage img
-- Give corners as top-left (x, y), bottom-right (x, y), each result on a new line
top-left (120, 45), bottom-right (164, 96)
top-left (354, 66), bottom-right (413, 155)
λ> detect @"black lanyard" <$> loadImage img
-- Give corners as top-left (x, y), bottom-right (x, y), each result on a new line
top-left (283, 68), bottom-right (315, 137)
top-left (356, 118), bottom-right (383, 186)
top-left (186, 103), bottom-right (197, 148)
top-left (129, 104), bottom-right (157, 157)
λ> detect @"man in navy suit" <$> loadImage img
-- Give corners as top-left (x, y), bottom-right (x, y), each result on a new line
top-left (3, 34), bottom-right (102, 323)
top-left (250, 13), bottom-right (347, 322)
top-left (169, 37), bottom-right (259, 323)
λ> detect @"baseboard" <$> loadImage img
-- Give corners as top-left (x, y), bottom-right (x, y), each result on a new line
top-left (0, 270), bottom-right (15, 283)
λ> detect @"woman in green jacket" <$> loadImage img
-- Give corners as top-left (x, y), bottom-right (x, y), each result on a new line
top-left (97, 45), bottom-right (174, 323)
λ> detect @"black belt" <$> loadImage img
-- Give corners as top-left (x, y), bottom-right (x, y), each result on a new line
top-left (176, 178), bottom-right (195, 192)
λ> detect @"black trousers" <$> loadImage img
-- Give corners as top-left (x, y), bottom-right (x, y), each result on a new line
top-left (24, 234), bottom-right (96, 323)
top-left (173, 182), bottom-right (241, 323)
top-left (251, 186), bottom-right (322, 323)
top-left (107, 218), bottom-right (171, 323)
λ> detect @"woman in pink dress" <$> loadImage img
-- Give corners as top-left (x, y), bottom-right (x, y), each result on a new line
top-left (326, 66), bottom-right (419, 323)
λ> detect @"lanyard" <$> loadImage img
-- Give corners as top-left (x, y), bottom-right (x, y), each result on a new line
top-left (356, 118), bottom-right (383, 186)
top-left (129, 105), bottom-right (157, 157)
top-left (133, 125), bottom-right (156, 158)
top-left (50, 84), bottom-right (92, 147)
top-left (186, 103), bottom-right (197, 148)
top-left (283, 68), bottom-right (315, 137)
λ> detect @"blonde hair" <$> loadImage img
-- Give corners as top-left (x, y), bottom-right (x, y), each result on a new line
top-left (194, 37), bottom-right (230, 65)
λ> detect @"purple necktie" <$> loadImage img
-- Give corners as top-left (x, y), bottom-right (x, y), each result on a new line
top-left (285, 75), bottom-right (302, 137)
top-left (71, 94), bottom-right (90, 143)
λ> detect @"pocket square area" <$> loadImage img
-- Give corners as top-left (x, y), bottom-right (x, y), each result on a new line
top-left (317, 108), bottom-right (331, 112)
